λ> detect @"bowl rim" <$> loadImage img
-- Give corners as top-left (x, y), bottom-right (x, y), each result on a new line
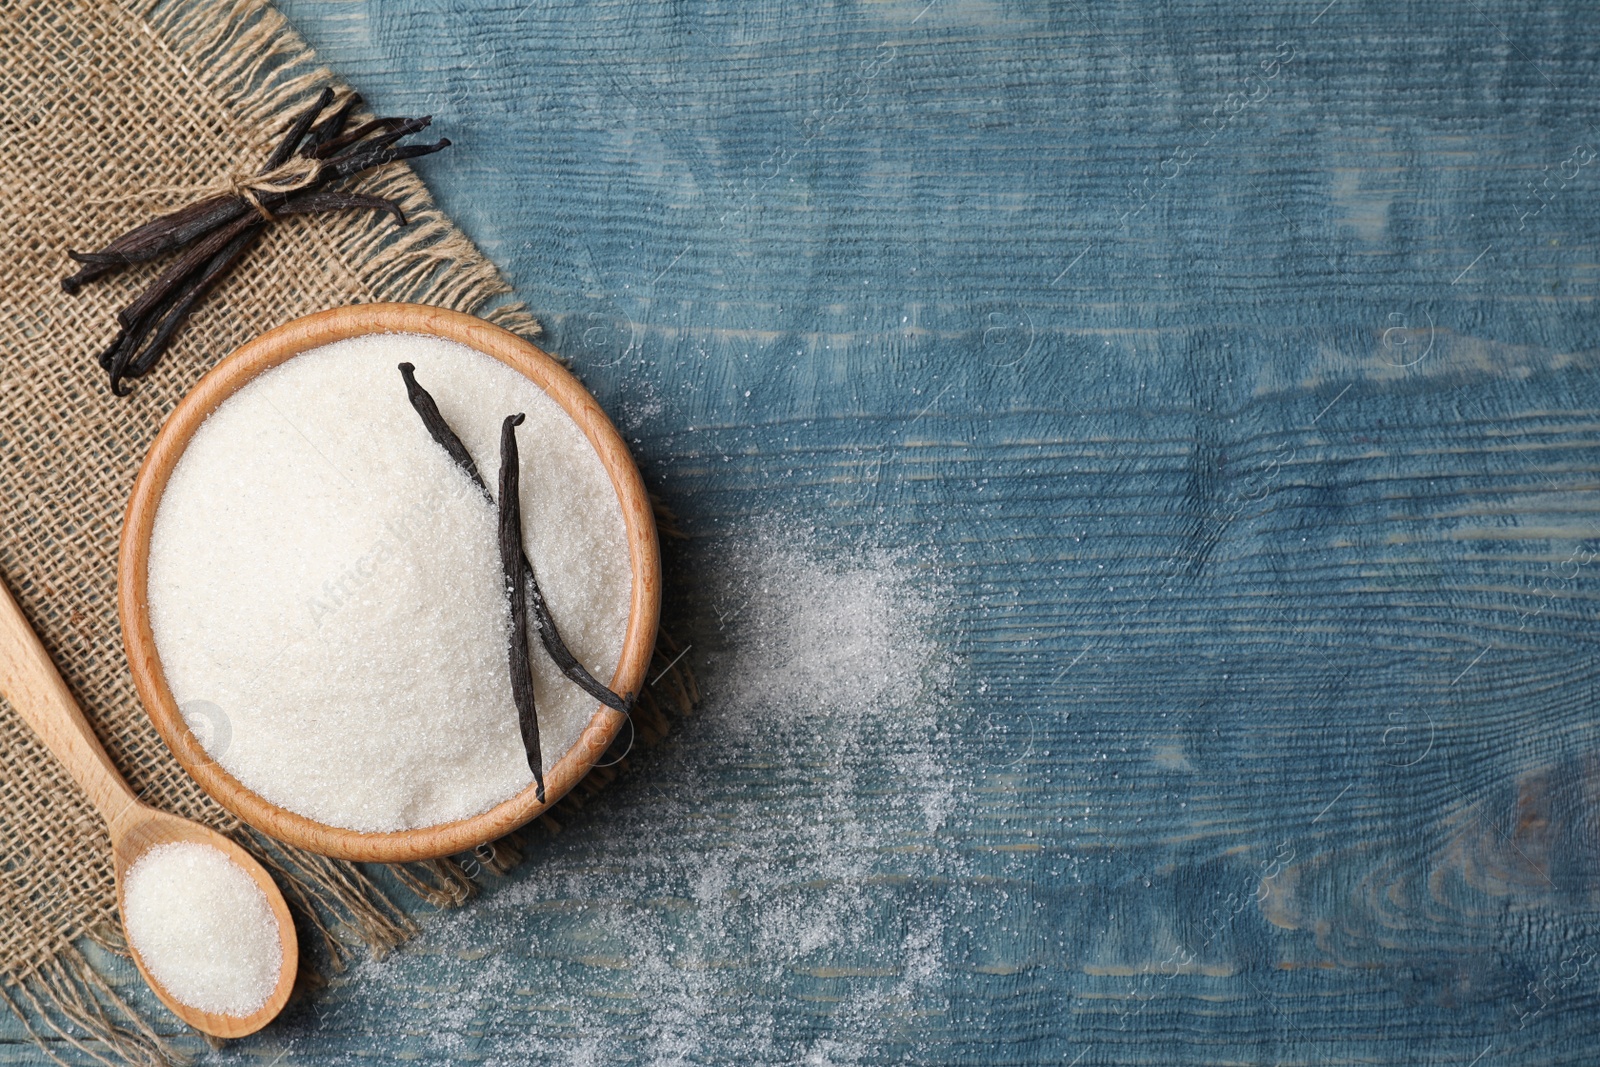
top-left (118, 302), bottom-right (661, 862)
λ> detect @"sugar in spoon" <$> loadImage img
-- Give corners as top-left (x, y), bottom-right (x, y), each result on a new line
top-left (0, 572), bottom-right (296, 1037)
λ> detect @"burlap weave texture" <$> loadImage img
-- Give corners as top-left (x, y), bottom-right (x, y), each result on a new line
top-left (0, 0), bottom-right (538, 993)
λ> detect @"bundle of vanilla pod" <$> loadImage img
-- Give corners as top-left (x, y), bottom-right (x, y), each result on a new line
top-left (63, 88), bottom-right (450, 395)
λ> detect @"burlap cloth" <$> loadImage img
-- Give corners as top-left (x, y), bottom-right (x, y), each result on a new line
top-left (0, 2), bottom-right (693, 1063)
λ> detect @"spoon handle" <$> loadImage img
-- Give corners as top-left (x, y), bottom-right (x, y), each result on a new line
top-left (0, 572), bottom-right (139, 831)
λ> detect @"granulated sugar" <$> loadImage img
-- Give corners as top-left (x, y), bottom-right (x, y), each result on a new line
top-left (122, 842), bottom-right (281, 1017)
top-left (146, 333), bottom-right (631, 831)
top-left (709, 533), bottom-right (955, 756)
top-left (311, 530), bottom-right (964, 1066)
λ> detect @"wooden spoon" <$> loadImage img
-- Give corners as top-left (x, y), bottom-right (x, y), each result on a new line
top-left (0, 572), bottom-right (297, 1038)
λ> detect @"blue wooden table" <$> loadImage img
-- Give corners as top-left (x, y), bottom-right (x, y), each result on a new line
top-left (12, 0), bottom-right (1600, 1063)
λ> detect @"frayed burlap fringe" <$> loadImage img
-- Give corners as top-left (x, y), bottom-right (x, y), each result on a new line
top-left (0, 946), bottom-right (181, 1067)
top-left (0, 0), bottom-right (697, 1063)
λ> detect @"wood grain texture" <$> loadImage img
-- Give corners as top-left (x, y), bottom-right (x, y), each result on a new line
top-left (119, 303), bottom-right (661, 863)
top-left (12, 0), bottom-right (1600, 1063)
top-left (0, 575), bottom-right (137, 832)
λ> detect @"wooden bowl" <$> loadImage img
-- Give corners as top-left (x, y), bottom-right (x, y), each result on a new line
top-left (118, 303), bottom-right (661, 862)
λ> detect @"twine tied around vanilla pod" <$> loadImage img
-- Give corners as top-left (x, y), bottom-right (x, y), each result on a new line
top-left (61, 87), bottom-right (450, 396)
top-left (230, 155), bottom-right (325, 220)
top-left (85, 154), bottom-right (327, 217)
